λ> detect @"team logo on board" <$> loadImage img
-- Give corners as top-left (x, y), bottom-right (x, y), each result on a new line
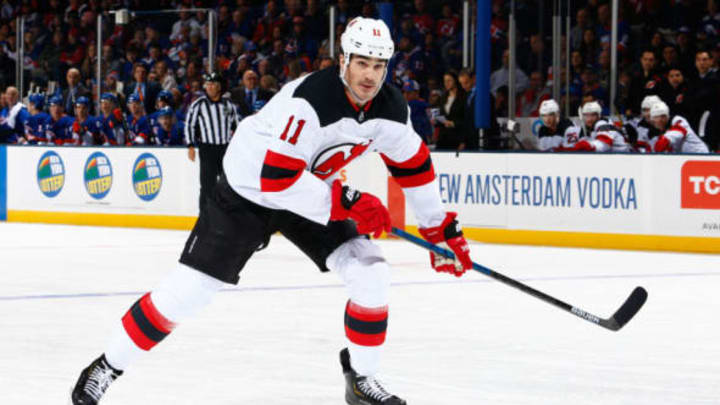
top-left (132, 153), bottom-right (162, 201)
top-left (84, 152), bottom-right (113, 200)
top-left (36, 151), bottom-right (65, 198)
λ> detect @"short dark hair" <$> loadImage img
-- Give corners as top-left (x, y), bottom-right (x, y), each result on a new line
top-left (458, 68), bottom-right (474, 78)
top-left (696, 49), bottom-right (712, 59)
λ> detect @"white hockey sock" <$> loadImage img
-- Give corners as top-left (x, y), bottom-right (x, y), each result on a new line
top-left (104, 263), bottom-right (225, 370)
top-left (328, 238), bottom-right (391, 377)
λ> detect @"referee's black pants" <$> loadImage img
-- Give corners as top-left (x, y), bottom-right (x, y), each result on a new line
top-left (198, 143), bottom-right (228, 212)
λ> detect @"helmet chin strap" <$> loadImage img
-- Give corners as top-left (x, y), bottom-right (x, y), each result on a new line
top-left (339, 53), bottom-right (388, 105)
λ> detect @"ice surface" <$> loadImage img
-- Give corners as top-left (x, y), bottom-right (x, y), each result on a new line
top-left (1, 222), bottom-right (719, 404)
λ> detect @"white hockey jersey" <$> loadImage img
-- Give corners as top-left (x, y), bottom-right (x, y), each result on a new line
top-left (578, 118), bottom-right (631, 152)
top-left (654, 115), bottom-right (710, 153)
top-left (223, 67), bottom-right (446, 227)
top-left (625, 117), bottom-right (661, 153)
top-left (537, 118), bottom-right (580, 151)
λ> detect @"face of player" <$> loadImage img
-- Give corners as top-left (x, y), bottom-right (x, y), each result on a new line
top-left (50, 104), bottom-right (62, 119)
top-left (641, 108), bottom-right (651, 121)
top-left (343, 54), bottom-right (386, 104)
top-left (541, 113), bottom-right (557, 129)
top-left (159, 115), bottom-right (172, 131)
top-left (129, 101), bottom-right (143, 116)
top-left (75, 104), bottom-right (88, 120)
top-left (100, 100), bottom-right (113, 115)
top-left (651, 115), bottom-right (669, 130)
top-left (583, 113), bottom-right (599, 128)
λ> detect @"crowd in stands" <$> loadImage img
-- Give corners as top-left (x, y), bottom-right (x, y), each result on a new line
top-left (0, 0), bottom-right (717, 152)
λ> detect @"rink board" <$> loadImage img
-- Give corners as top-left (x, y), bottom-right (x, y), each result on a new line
top-left (2, 145), bottom-right (719, 253)
top-left (3, 146), bottom-right (199, 229)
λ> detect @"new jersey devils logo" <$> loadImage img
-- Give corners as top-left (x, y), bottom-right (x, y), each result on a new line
top-left (311, 141), bottom-right (372, 179)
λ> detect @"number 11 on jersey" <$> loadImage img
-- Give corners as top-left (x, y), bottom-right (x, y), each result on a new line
top-left (280, 116), bottom-right (306, 145)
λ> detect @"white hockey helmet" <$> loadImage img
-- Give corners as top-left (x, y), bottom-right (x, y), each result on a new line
top-left (539, 99), bottom-right (560, 116)
top-left (649, 101), bottom-right (670, 118)
top-left (340, 17), bottom-right (395, 100)
top-left (641, 95), bottom-right (662, 111)
top-left (580, 101), bottom-right (602, 115)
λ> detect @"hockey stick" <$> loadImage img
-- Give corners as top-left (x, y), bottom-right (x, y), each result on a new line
top-left (391, 227), bottom-right (647, 332)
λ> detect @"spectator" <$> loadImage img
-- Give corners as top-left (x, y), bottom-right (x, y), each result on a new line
top-left (124, 62), bottom-right (161, 114)
top-left (490, 49), bottom-right (529, 96)
top-left (402, 79), bottom-right (432, 145)
top-left (516, 71), bottom-right (551, 117)
top-left (153, 60), bottom-right (177, 92)
top-left (657, 67), bottom-right (687, 116)
top-left (411, 0), bottom-right (435, 35)
top-left (102, 71), bottom-right (125, 108)
top-left (570, 8), bottom-right (591, 51)
top-left (230, 69), bottom-right (273, 117)
top-left (434, 71), bottom-right (466, 151)
top-left (684, 50), bottom-right (718, 128)
top-left (259, 74), bottom-right (279, 94)
top-left (520, 34), bottom-right (551, 78)
top-left (579, 28), bottom-right (600, 67)
top-left (660, 45), bottom-right (680, 73)
top-left (62, 67), bottom-right (91, 117)
top-left (0, 86), bottom-right (29, 144)
top-left (627, 50), bottom-right (662, 116)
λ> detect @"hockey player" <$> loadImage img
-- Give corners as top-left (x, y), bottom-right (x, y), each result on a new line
top-left (147, 90), bottom-right (174, 128)
top-left (535, 99), bottom-right (580, 151)
top-left (22, 94), bottom-right (51, 144)
top-left (46, 95), bottom-right (74, 145)
top-left (152, 106), bottom-right (184, 145)
top-left (69, 97), bottom-right (103, 146)
top-left (649, 101), bottom-right (710, 153)
top-left (97, 93), bottom-right (127, 145)
top-left (70, 17), bottom-right (474, 405)
top-left (567, 101), bottom-right (631, 152)
top-left (624, 95), bottom-right (662, 153)
top-left (125, 94), bottom-right (153, 145)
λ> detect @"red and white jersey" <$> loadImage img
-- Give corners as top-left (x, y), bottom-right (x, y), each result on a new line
top-left (580, 118), bottom-right (631, 152)
top-left (223, 67), bottom-right (446, 227)
top-left (654, 115), bottom-right (710, 154)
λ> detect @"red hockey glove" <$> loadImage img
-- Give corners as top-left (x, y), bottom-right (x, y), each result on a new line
top-left (570, 140), bottom-right (595, 151)
top-left (653, 136), bottom-right (671, 153)
top-left (418, 212), bottom-right (472, 277)
top-left (330, 180), bottom-right (391, 238)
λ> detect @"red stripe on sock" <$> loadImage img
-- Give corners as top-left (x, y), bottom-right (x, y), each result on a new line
top-left (121, 311), bottom-right (156, 351)
top-left (345, 326), bottom-right (387, 346)
top-left (138, 293), bottom-right (176, 334)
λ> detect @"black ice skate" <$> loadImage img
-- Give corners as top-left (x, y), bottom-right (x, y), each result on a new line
top-left (340, 348), bottom-right (407, 405)
top-left (70, 354), bottom-right (123, 405)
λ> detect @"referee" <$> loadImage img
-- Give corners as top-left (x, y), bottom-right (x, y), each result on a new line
top-left (185, 72), bottom-right (241, 211)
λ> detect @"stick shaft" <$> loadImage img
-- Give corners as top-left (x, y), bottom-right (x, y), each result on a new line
top-left (391, 227), bottom-right (602, 326)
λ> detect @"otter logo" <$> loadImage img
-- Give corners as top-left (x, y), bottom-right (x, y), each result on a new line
top-left (37, 151), bottom-right (65, 198)
top-left (311, 141), bottom-right (372, 180)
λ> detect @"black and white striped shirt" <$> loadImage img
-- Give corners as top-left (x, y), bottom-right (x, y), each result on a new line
top-left (184, 95), bottom-right (240, 145)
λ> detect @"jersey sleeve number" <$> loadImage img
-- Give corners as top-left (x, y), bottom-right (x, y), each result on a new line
top-left (280, 115), bottom-right (306, 145)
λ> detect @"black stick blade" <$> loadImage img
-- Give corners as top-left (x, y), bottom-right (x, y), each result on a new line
top-left (603, 287), bottom-right (648, 331)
